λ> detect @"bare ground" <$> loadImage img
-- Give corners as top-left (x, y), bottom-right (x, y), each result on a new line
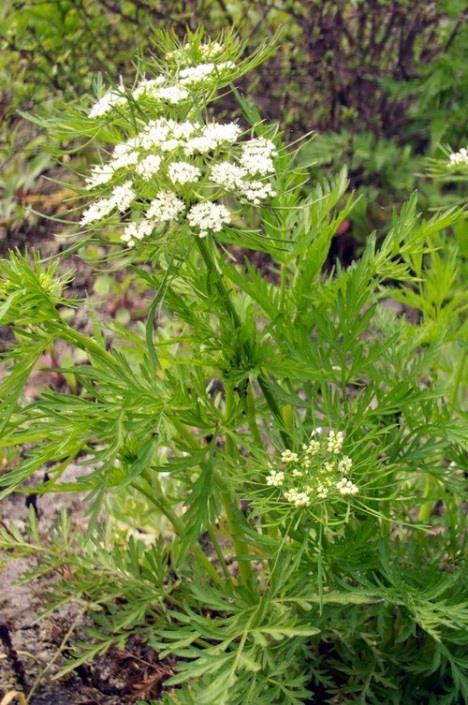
top-left (0, 470), bottom-right (172, 704)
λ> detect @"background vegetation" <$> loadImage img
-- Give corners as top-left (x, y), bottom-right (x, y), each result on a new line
top-left (1, 0), bottom-right (468, 244)
top-left (0, 3), bottom-right (466, 705)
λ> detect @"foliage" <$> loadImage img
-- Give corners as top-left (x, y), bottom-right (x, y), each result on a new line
top-left (0, 34), bottom-right (467, 704)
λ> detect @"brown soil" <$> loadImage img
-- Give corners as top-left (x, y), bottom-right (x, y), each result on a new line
top-left (0, 478), bottom-right (172, 704)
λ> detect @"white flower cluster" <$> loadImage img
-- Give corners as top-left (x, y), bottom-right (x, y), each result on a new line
top-left (89, 80), bottom-right (188, 119)
top-left (120, 191), bottom-right (185, 247)
top-left (146, 191), bottom-right (185, 221)
top-left (83, 119), bottom-right (240, 189)
top-left (168, 161), bottom-right (201, 185)
top-left (210, 158), bottom-right (277, 205)
top-left (265, 428), bottom-right (359, 509)
top-left (200, 41), bottom-right (224, 59)
top-left (210, 162), bottom-right (246, 189)
top-left (88, 50), bottom-right (234, 119)
top-left (179, 61), bottom-right (234, 86)
top-left (81, 180), bottom-right (135, 226)
top-left (240, 138), bottom-right (277, 175)
top-left (135, 154), bottom-right (162, 181)
top-left (335, 478), bottom-right (359, 496)
top-left (266, 470), bottom-right (285, 487)
top-left (132, 75), bottom-right (165, 99)
top-left (82, 49), bottom-right (277, 247)
top-left (448, 147), bottom-right (468, 168)
top-left (283, 489), bottom-right (310, 507)
top-left (327, 430), bottom-right (344, 454)
top-left (121, 219), bottom-right (155, 245)
top-left (81, 118), bottom-right (276, 245)
top-left (85, 163), bottom-right (118, 189)
top-left (187, 202), bottom-right (231, 238)
top-left (88, 87), bottom-right (126, 118)
top-left (281, 449), bottom-right (299, 464)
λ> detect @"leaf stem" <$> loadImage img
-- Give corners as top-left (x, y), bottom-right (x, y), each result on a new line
top-left (136, 470), bottom-right (224, 587)
top-left (223, 385), bottom-right (255, 590)
top-left (450, 347), bottom-right (466, 409)
top-left (195, 236), bottom-right (241, 326)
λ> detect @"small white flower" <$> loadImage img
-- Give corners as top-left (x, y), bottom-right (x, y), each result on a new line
top-left (185, 124), bottom-right (240, 155)
top-left (161, 138), bottom-right (182, 153)
top-left (121, 219), bottom-right (155, 246)
top-left (336, 478), bottom-right (359, 496)
top-left (155, 85), bottom-right (188, 103)
top-left (187, 202), bottom-right (231, 238)
top-left (292, 469), bottom-right (303, 478)
top-left (240, 137), bottom-right (277, 175)
top-left (146, 191), bottom-right (185, 222)
top-left (203, 122), bottom-right (241, 144)
top-left (218, 60), bottom-right (235, 71)
top-left (304, 440), bottom-right (320, 456)
top-left (284, 489), bottom-right (310, 507)
top-left (280, 449), bottom-right (299, 464)
top-left (317, 484), bottom-right (329, 499)
top-left (132, 76), bottom-right (165, 99)
top-left (338, 456), bottom-right (353, 473)
top-left (210, 162), bottom-right (246, 189)
top-left (179, 63), bottom-right (215, 85)
top-left (111, 142), bottom-right (139, 170)
top-left (140, 120), bottom-right (172, 149)
top-left (111, 180), bottom-right (136, 212)
top-left (168, 161), bottom-right (201, 185)
top-left (179, 61), bottom-right (235, 85)
top-left (80, 197), bottom-right (115, 225)
top-left (135, 155), bottom-right (162, 181)
top-left (81, 180), bottom-right (135, 224)
top-left (184, 135), bottom-right (218, 155)
top-left (171, 121), bottom-right (199, 140)
top-left (88, 88), bottom-right (125, 118)
top-left (327, 430), bottom-right (344, 454)
top-left (238, 180), bottom-right (276, 205)
top-left (169, 41), bottom-right (226, 64)
top-left (266, 470), bottom-right (285, 487)
top-left (85, 163), bottom-right (115, 189)
top-left (448, 147), bottom-right (468, 167)
top-left (200, 41), bottom-right (223, 59)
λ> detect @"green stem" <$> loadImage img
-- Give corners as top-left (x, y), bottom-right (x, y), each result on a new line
top-left (193, 544), bottom-right (225, 587)
top-left (196, 236), bottom-right (291, 446)
top-left (257, 375), bottom-right (290, 446)
top-left (195, 236), bottom-right (241, 326)
top-left (207, 525), bottom-right (234, 586)
top-left (450, 348), bottom-right (466, 410)
top-left (221, 489), bottom-right (254, 590)
top-left (224, 385), bottom-right (255, 590)
top-left (418, 473), bottom-right (436, 525)
top-left (246, 382), bottom-right (262, 445)
top-left (420, 348), bottom-right (466, 523)
top-left (171, 416), bottom-right (199, 449)
top-left (61, 327), bottom-right (118, 369)
top-left (136, 470), bottom-right (224, 587)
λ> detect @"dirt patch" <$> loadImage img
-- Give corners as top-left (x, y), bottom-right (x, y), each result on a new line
top-left (0, 473), bottom-right (171, 704)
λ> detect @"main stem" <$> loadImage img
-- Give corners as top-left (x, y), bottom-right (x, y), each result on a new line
top-left (137, 470), bottom-right (225, 587)
top-left (223, 385), bottom-right (255, 590)
top-left (195, 236), bottom-right (290, 446)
